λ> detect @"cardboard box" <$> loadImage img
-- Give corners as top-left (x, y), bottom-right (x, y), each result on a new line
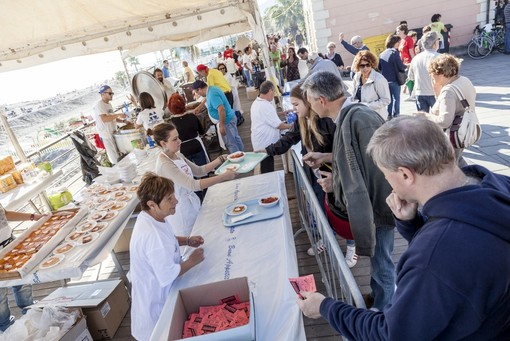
top-left (246, 87), bottom-right (258, 100)
top-left (61, 309), bottom-right (93, 341)
top-left (168, 277), bottom-right (255, 341)
top-left (37, 279), bottom-right (131, 340)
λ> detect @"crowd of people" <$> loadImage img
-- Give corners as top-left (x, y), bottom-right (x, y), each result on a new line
top-left (3, 11), bottom-right (507, 339)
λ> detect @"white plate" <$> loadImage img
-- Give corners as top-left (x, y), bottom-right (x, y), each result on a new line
top-left (96, 196), bottom-right (111, 205)
top-left (116, 193), bottom-right (133, 202)
top-left (101, 211), bottom-right (118, 221)
top-left (89, 210), bottom-right (108, 221)
top-left (258, 196), bottom-right (280, 207)
top-left (65, 230), bottom-right (85, 242)
top-left (110, 183), bottom-right (127, 191)
top-left (40, 254), bottom-right (65, 269)
top-left (225, 204), bottom-right (248, 216)
top-left (97, 201), bottom-right (116, 211)
top-left (227, 152), bottom-right (246, 163)
top-left (76, 219), bottom-right (97, 232)
top-left (54, 242), bottom-right (76, 254)
top-left (128, 185), bottom-right (139, 192)
top-left (76, 232), bottom-right (99, 246)
top-left (110, 202), bottom-right (127, 211)
top-left (111, 190), bottom-right (126, 199)
top-left (221, 164), bottom-right (240, 173)
top-left (90, 222), bottom-right (108, 233)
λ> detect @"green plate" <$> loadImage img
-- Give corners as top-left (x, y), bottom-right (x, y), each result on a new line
top-left (214, 152), bottom-right (268, 174)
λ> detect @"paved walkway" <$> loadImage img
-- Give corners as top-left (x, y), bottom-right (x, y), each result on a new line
top-left (344, 52), bottom-right (510, 175)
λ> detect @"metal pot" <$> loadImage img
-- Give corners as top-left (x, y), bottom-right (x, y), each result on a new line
top-left (113, 128), bottom-right (146, 154)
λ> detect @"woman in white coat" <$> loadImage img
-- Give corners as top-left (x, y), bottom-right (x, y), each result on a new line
top-left (351, 50), bottom-right (391, 120)
top-left (153, 122), bottom-right (236, 236)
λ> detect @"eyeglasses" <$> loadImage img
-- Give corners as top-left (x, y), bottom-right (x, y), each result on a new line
top-left (358, 64), bottom-right (371, 69)
top-left (218, 67), bottom-right (226, 70)
top-left (104, 92), bottom-right (114, 95)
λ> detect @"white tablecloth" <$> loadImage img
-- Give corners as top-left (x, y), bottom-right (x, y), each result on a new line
top-left (151, 171), bottom-right (306, 341)
top-left (0, 148), bottom-right (161, 287)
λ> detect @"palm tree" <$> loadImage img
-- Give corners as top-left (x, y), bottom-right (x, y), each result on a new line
top-left (263, 0), bottom-right (305, 36)
top-left (115, 71), bottom-right (128, 87)
top-left (128, 56), bottom-right (140, 72)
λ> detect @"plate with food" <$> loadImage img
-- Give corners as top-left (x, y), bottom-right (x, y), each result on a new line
top-left (65, 230), bottom-right (85, 242)
top-left (225, 204), bottom-right (248, 216)
top-left (128, 185), bottom-right (139, 192)
top-left (227, 152), bottom-right (246, 163)
top-left (101, 211), bottom-right (118, 221)
top-left (97, 201), bottom-right (116, 211)
top-left (116, 193), bottom-right (132, 202)
top-left (259, 195), bottom-right (280, 207)
top-left (54, 242), bottom-right (76, 254)
top-left (40, 254), bottom-right (65, 269)
top-left (90, 222), bottom-right (108, 233)
top-left (220, 164), bottom-right (240, 174)
top-left (89, 210), bottom-right (108, 221)
top-left (110, 183), bottom-right (127, 191)
top-left (110, 202), bottom-right (127, 211)
top-left (76, 232), bottom-right (99, 246)
top-left (112, 190), bottom-right (126, 199)
top-left (96, 196), bottom-right (111, 205)
top-left (76, 219), bottom-right (97, 232)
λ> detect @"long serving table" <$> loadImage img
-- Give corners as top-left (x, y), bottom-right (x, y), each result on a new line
top-left (151, 171), bottom-right (306, 341)
top-left (0, 147), bottom-right (160, 288)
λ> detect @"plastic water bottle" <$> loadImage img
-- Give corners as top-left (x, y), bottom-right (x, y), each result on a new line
top-left (123, 102), bottom-right (129, 114)
top-left (147, 135), bottom-right (155, 148)
top-left (286, 111), bottom-right (297, 124)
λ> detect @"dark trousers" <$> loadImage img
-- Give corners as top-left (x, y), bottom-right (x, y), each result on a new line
top-left (260, 155), bottom-right (274, 174)
top-left (224, 91), bottom-right (234, 110)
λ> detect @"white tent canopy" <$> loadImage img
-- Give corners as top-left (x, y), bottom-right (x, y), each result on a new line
top-left (0, 0), bottom-right (266, 72)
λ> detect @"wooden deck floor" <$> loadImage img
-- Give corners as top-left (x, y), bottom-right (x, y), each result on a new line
top-left (10, 84), bottom-right (407, 340)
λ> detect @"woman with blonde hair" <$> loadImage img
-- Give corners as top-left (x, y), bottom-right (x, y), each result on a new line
top-left (263, 86), bottom-right (358, 266)
top-left (351, 50), bottom-right (391, 120)
top-left (424, 54), bottom-right (476, 166)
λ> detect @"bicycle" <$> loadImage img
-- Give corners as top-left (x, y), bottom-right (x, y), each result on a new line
top-left (467, 24), bottom-right (506, 59)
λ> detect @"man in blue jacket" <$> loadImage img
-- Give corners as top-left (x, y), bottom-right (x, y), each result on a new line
top-left (298, 116), bottom-right (510, 340)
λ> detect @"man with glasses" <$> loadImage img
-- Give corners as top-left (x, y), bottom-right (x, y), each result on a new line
top-left (301, 71), bottom-right (395, 312)
top-left (92, 85), bottom-right (127, 164)
top-left (338, 32), bottom-right (370, 78)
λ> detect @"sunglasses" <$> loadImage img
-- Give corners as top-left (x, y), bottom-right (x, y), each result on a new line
top-left (358, 64), bottom-right (371, 69)
top-left (218, 67), bottom-right (226, 70)
top-left (104, 92), bottom-right (114, 95)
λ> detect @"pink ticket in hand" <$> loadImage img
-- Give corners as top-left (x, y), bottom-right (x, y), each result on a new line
top-left (289, 274), bottom-right (317, 299)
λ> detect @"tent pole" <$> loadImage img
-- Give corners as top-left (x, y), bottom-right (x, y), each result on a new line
top-left (0, 109), bottom-right (28, 163)
top-left (118, 48), bottom-right (132, 88)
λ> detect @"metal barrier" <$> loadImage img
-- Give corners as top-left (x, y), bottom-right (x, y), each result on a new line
top-left (290, 150), bottom-right (365, 311)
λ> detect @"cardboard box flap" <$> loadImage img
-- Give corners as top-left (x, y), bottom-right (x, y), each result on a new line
top-left (35, 279), bottom-right (123, 308)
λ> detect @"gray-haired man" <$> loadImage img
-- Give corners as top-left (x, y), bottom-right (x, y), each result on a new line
top-left (301, 71), bottom-right (395, 311)
top-left (408, 31), bottom-right (441, 112)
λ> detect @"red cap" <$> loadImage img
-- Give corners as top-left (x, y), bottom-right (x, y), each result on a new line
top-left (196, 64), bottom-right (208, 72)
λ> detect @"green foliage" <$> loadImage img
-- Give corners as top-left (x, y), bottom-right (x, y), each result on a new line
top-left (263, 0), bottom-right (305, 36)
top-left (115, 71), bottom-right (128, 86)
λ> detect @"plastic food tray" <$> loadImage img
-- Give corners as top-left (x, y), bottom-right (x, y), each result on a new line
top-left (214, 152), bottom-right (268, 175)
top-left (222, 198), bottom-right (284, 227)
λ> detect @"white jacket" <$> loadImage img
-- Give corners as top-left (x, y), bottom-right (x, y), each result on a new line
top-left (352, 69), bottom-right (391, 119)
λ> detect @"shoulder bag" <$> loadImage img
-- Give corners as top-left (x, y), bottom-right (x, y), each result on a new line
top-left (446, 84), bottom-right (482, 149)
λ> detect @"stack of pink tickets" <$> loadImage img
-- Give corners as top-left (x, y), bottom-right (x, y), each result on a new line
top-left (182, 295), bottom-right (250, 338)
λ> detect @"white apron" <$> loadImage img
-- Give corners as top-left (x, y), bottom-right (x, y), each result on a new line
top-left (162, 156), bottom-right (201, 237)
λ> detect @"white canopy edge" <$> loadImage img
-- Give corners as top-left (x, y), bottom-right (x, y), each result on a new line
top-left (0, 0), bottom-right (265, 72)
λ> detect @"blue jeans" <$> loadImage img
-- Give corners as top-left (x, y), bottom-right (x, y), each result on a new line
top-left (416, 95), bottom-right (436, 113)
top-left (387, 82), bottom-right (401, 117)
top-left (370, 225), bottom-right (395, 310)
top-left (223, 117), bottom-right (244, 153)
top-left (505, 24), bottom-right (510, 53)
top-left (243, 69), bottom-right (253, 87)
top-left (0, 284), bottom-right (33, 331)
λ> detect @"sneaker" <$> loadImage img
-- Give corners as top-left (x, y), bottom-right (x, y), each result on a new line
top-left (307, 239), bottom-right (326, 256)
top-left (345, 245), bottom-right (358, 268)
